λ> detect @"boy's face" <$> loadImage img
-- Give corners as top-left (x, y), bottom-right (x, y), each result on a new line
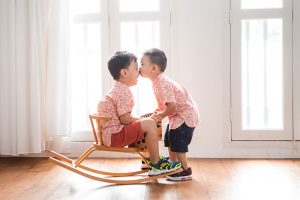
top-left (139, 55), bottom-right (154, 78)
top-left (122, 60), bottom-right (139, 86)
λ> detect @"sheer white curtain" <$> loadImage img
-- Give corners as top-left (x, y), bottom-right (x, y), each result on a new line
top-left (45, 0), bottom-right (71, 153)
top-left (0, 0), bottom-right (71, 155)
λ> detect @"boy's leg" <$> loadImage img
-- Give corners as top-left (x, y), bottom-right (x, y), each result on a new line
top-left (139, 118), bottom-right (160, 164)
top-left (166, 123), bottom-right (194, 181)
top-left (139, 118), bottom-right (181, 176)
top-left (165, 125), bottom-right (177, 161)
top-left (168, 123), bottom-right (194, 168)
top-left (168, 148), bottom-right (177, 162)
top-left (168, 148), bottom-right (188, 169)
top-left (175, 152), bottom-right (188, 169)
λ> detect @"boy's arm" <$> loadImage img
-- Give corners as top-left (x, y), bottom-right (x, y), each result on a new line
top-left (119, 112), bottom-right (139, 125)
top-left (155, 102), bottom-right (176, 122)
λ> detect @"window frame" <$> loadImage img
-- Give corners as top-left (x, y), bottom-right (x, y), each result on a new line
top-left (71, 0), bottom-right (171, 141)
top-left (294, 0), bottom-right (300, 140)
top-left (230, 0), bottom-right (293, 140)
top-left (70, 0), bottom-right (110, 142)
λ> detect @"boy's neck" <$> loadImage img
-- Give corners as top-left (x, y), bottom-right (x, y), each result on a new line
top-left (117, 79), bottom-right (130, 87)
top-left (149, 72), bottom-right (163, 82)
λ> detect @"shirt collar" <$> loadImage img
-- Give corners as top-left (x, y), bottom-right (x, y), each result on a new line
top-left (153, 73), bottom-right (164, 85)
top-left (114, 81), bottom-right (129, 89)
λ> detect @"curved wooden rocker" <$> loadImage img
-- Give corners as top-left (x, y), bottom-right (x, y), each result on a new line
top-left (48, 114), bottom-right (182, 184)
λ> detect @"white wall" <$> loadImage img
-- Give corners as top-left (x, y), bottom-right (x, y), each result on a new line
top-left (67, 0), bottom-right (300, 158)
top-left (168, 0), bottom-right (300, 158)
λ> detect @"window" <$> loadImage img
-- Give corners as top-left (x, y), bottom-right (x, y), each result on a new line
top-left (241, 0), bottom-right (282, 10)
top-left (230, 0), bottom-right (292, 140)
top-left (120, 21), bottom-right (160, 115)
top-left (109, 0), bottom-right (170, 116)
top-left (69, 0), bottom-right (170, 141)
top-left (241, 19), bottom-right (283, 130)
top-left (69, 0), bottom-right (109, 141)
top-left (119, 0), bottom-right (159, 12)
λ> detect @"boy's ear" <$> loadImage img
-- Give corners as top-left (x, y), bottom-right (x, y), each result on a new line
top-left (153, 64), bottom-right (160, 72)
top-left (120, 69), bottom-right (127, 77)
top-left (152, 64), bottom-right (158, 71)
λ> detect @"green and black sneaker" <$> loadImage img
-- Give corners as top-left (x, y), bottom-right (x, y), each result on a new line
top-left (148, 158), bottom-right (181, 176)
top-left (141, 156), bottom-right (169, 170)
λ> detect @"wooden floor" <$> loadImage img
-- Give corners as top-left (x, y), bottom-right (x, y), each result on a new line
top-left (1, 158), bottom-right (300, 200)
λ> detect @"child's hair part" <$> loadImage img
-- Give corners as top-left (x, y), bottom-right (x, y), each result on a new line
top-left (143, 48), bottom-right (167, 72)
top-left (108, 51), bottom-right (137, 80)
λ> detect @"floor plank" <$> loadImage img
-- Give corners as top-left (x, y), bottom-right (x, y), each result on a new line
top-left (1, 157), bottom-right (300, 200)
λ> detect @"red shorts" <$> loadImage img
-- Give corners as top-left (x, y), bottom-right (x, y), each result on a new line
top-left (111, 120), bottom-right (144, 147)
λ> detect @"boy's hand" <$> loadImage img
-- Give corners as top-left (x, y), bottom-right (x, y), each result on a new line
top-left (150, 113), bottom-right (163, 124)
top-left (149, 113), bottom-right (157, 122)
top-left (120, 112), bottom-right (139, 125)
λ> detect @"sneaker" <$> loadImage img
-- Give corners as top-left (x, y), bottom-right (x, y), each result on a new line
top-left (148, 159), bottom-right (181, 176)
top-left (141, 156), bottom-right (169, 170)
top-left (167, 167), bottom-right (192, 181)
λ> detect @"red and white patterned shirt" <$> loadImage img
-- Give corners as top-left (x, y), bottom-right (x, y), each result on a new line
top-left (97, 81), bottom-right (134, 146)
top-left (153, 74), bottom-right (199, 130)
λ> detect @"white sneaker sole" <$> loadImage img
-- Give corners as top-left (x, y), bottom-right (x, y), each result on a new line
top-left (148, 165), bottom-right (181, 176)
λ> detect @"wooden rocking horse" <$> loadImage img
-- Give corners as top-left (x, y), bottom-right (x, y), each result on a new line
top-left (47, 114), bottom-right (182, 184)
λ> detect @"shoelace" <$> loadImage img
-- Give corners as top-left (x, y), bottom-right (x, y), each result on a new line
top-left (160, 162), bottom-right (171, 170)
top-left (157, 161), bottom-right (177, 170)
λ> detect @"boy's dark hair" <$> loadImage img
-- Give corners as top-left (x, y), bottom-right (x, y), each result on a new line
top-left (108, 51), bottom-right (137, 80)
top-left (143, 48), bottom-right (167, 72)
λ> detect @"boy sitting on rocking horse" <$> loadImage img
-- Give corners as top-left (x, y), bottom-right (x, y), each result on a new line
top-left (97, 51), bottom-right (181, 176)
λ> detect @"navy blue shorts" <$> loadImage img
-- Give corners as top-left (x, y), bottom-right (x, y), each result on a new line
top-left (164, 123), bottom-right (194, 153)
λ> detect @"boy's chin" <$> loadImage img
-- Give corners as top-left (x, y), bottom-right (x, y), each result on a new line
top-left (140, 75), bottom-right (149, 79)
top-left (130, 81), bottom-right (138, 86)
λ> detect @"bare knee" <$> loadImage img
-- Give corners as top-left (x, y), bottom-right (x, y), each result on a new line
top-left (140, 118), bottom-right (156, 132)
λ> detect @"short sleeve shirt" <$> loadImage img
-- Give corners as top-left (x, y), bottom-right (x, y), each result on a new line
top-left (153, 74), bottom-right (199, 130)
top-left (97, 81), bottom-right (134, 146)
